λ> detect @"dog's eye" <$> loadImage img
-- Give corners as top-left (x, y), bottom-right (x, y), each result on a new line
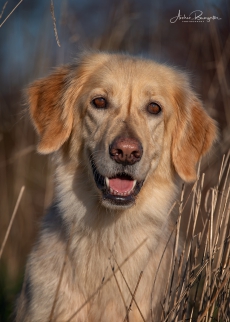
top-left (147, 103), bottom-right (161, 115)
top-left (92, 97), bottom-right (107, 109)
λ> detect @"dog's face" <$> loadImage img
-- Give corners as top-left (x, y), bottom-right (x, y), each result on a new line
top-left (28, 52), bottom-right (216, 209)
top-left (80, 57), bottom-right (168, 208)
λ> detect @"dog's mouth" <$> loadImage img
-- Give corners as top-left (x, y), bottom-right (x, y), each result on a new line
top-left (105, 176), bottom-right (136, 197)
top-left (90, 159), bottom-right (143, 207)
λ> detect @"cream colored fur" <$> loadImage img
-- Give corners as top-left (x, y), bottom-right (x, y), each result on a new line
top-left (15, 52), bottom-right (216, 322)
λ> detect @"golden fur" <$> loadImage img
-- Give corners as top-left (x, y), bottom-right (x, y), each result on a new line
top-left (15, 52), bottom-right (216, 322)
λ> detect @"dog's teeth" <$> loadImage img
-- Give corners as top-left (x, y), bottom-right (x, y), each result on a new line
top-left (105, 177), bottom-right (109, 188)
top-left (132, 180), bottom-right (137, 189)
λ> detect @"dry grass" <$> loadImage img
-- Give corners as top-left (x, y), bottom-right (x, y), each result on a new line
top-left (158, 155), bottom-right (230, 322)
top-left (0, 1), bottom-right (229, 321)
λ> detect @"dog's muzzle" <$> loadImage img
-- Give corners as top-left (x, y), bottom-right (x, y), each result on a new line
top-left (90, 137), bottom-right (144, 207)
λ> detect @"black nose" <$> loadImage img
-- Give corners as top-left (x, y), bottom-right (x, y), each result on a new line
top-left (109, 137), bottom-right (143, 165)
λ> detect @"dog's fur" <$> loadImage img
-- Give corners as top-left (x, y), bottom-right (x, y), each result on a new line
top-left (15, 52), bottom-right (216, 322)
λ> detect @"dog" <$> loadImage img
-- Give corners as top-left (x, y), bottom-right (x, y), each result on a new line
top-left (15, 51), bottom-right (216, 322)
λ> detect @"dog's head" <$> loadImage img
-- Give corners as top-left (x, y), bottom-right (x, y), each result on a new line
top-left (28, 52), bottom-right (217, 209)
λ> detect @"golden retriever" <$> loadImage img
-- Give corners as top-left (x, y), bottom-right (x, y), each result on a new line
top-left (15, 52), bottom-right (216, 322)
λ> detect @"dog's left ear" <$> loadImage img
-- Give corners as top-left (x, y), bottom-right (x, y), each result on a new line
top-left (27, 66), bottom-right (74, 154)
top-left (172, 94), bottom-right (217, 182)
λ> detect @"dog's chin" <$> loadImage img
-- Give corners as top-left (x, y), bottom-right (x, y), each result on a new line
top-left (90, 159), bottom-right (144, 209)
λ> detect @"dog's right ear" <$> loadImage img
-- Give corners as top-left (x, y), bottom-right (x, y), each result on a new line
top-left (28, 66), bottom-right (73, 154)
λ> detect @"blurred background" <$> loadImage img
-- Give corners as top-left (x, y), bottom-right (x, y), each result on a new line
top-left (0, 0), bottom-right (229, 320)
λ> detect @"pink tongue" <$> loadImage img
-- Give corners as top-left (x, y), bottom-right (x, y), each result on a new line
top-left (109, 178), bottom-right (134, 193)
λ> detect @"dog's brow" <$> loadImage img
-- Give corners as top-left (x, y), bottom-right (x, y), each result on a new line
top-left (127, 84), bottom-right (133, 115)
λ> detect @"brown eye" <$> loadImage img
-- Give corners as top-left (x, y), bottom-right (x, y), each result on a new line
top-left (92, 97), bottom-right (107, 109)
top-left (147, 102), bottom-right (161, 115)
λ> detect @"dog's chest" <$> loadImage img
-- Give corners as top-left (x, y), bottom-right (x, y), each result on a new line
top-left (67, 234), bottom-right (166, 321)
